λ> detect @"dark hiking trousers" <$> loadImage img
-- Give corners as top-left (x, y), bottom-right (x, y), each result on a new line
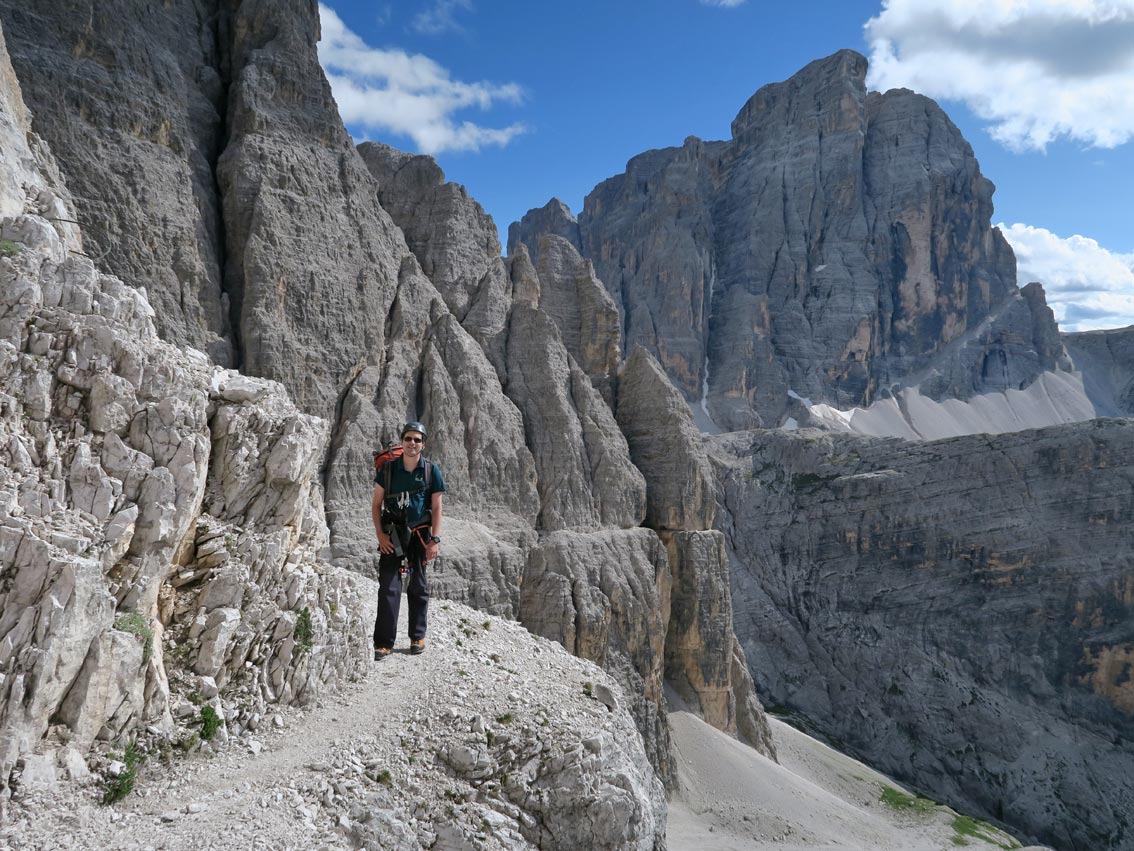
top-left (373, 534), bottom-right (429, 649)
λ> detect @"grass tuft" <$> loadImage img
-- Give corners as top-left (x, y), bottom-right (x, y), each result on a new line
top-left (101, 741), bottom-right (141, 805)
top-left (294, 607), bottom-right (314, 653)
top-left (951, 815), bottom-right (1019, 849)
top-left (880, 785), bottom-right (937, 815)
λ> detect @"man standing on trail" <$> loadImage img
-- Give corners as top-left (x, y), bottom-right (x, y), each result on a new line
top-left (371, 421), bottom-right (445, 660)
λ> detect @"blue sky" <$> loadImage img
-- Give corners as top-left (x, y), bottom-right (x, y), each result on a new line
top-left (318, 0), bottom-right (1134, 331)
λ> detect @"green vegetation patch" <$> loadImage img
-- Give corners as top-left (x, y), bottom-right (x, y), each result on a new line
top-left (950, 815), bottom-right (1019, 849)
top-left (199, 705), bottom-right (221, 741)
top-left (294, 606), bottom-right (314, 653)
top-left (0, 240), bottom-right (20, 258)
top-left (114, 611), bottom-right (154, 663)
top-left (101, 741), bottom-right (141, 805)
top-left (880, 785), bottom-right (937, 815)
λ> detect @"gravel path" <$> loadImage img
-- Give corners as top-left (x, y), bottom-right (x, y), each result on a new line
top-left (2, 599), bottom-right (663, 851)
top-left (5, 601), bottom-right (428, 850)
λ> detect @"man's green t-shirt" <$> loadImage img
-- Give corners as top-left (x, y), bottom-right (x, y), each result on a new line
top-left (376, 457), bottom-right (445, 528)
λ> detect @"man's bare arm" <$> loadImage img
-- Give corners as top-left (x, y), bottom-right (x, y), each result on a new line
top-left (431, 492), bottom-right (443, 537)
top-left (425, 492), bottom-right (443, 560)
top-left (372, 484), bottom-right (393, 554)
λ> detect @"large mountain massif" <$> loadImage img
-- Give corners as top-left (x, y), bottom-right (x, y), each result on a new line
top-left (0, 2), bottom-right (1131, 850)
top-left (509, 51), bottom-right (1070, 433)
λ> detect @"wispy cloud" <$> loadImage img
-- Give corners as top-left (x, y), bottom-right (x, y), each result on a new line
top-left (1000, 222), bottom-right (1134, 331)
top-left (412, 0), bottom-right (473, 35)
top-left (317, 3), bottom-right (525, 155)
top-left (865, 0), bottom-right (1134, 151)
top-left (700, 0), bottom-right (747, 7)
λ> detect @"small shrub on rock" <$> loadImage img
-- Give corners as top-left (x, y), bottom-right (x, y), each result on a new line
top-left (294, 607), bottom-right (314, 653)
top-left (101, 741), bottom-right (141, 805)
top-left (199, 705), bottom-right (221, 741)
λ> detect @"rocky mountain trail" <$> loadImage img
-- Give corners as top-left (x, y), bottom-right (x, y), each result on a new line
top-left (2, 598), bottom-right (665, 851)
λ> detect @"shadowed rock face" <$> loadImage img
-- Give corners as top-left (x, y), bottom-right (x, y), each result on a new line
top-left (1063, 325), bottom-right (1134, 416)
top-left (0, 0), bottom-right (234, 364)
top-left (0, 0), bottom-right (410, 420)
top-left (713, 422), bottom-right (1134, 851)
top-left (515, 50), bottom-right (1068, 431)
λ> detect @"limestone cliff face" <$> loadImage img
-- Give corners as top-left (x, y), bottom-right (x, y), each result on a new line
top-left (0, 30), bottom-right (367, 786)
top-left (507, 197), bottom-right (582, 263)
top-left (1063, 325), bottom-right (1134, 416)
top-left (358, 142), bottom-right (513, 374)
top-left (714, 423), bottom-right (1134, 851)
top-left (0, 0), bottom-right (234, 364)
top-left (0, 0), bottom-right (544, 595)
top-left (0, 0), bottom-right (777, 799)
top-left (0, 0), bottom-right (410, 420)
top-left (515, 50), bottom-right (1069, 430)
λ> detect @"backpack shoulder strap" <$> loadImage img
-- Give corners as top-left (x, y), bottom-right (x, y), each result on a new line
top-left (382, 458), bottom-right (393, 495)
top-left (423, 457), bottom-right (433, 492)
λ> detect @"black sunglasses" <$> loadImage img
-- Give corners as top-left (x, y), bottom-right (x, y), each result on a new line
top-left (402, 436), bottom-right (424, 444)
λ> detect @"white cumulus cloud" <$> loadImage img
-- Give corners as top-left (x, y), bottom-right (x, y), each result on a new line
top-left (865, 0), bottom-right (1134, 151)
top-left (1000, 223), bottom-right (1134, 331)
top-left (317, 3), bottom-right (525, 155)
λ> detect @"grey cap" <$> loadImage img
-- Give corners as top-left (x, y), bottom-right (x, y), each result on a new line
top-left (401, 421), bottom-right (427, 439)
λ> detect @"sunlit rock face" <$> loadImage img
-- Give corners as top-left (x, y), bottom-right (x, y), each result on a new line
top-left (713, 422), bottom-right (1134, 851)
top-left (0, 84), bottom-right (367, 797)
top-left (0, 1), bottom-right (777, 800)
top-left (515, 50), bottom-right (1068, 431)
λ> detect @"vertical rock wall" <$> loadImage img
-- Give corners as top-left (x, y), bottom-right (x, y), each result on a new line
top-left (617, 348), bottom-right (775, 758)
top-left (715, 424), bottom-right (1134, 850)
top-left (0, 0), bottom-right (233, 364)
top-left (0, 26), bottom-right (366, 786)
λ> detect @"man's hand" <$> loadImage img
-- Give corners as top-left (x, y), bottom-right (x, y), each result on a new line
top-left (377, 530), bottom-right (394, 554)
top-left (424, 540), bottom-right (440, 562)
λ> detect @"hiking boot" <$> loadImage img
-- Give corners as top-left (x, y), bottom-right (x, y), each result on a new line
top-left (409, 638), bottom-right (426, 655)
top-left (373, 646), bottom-right (392, 661)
